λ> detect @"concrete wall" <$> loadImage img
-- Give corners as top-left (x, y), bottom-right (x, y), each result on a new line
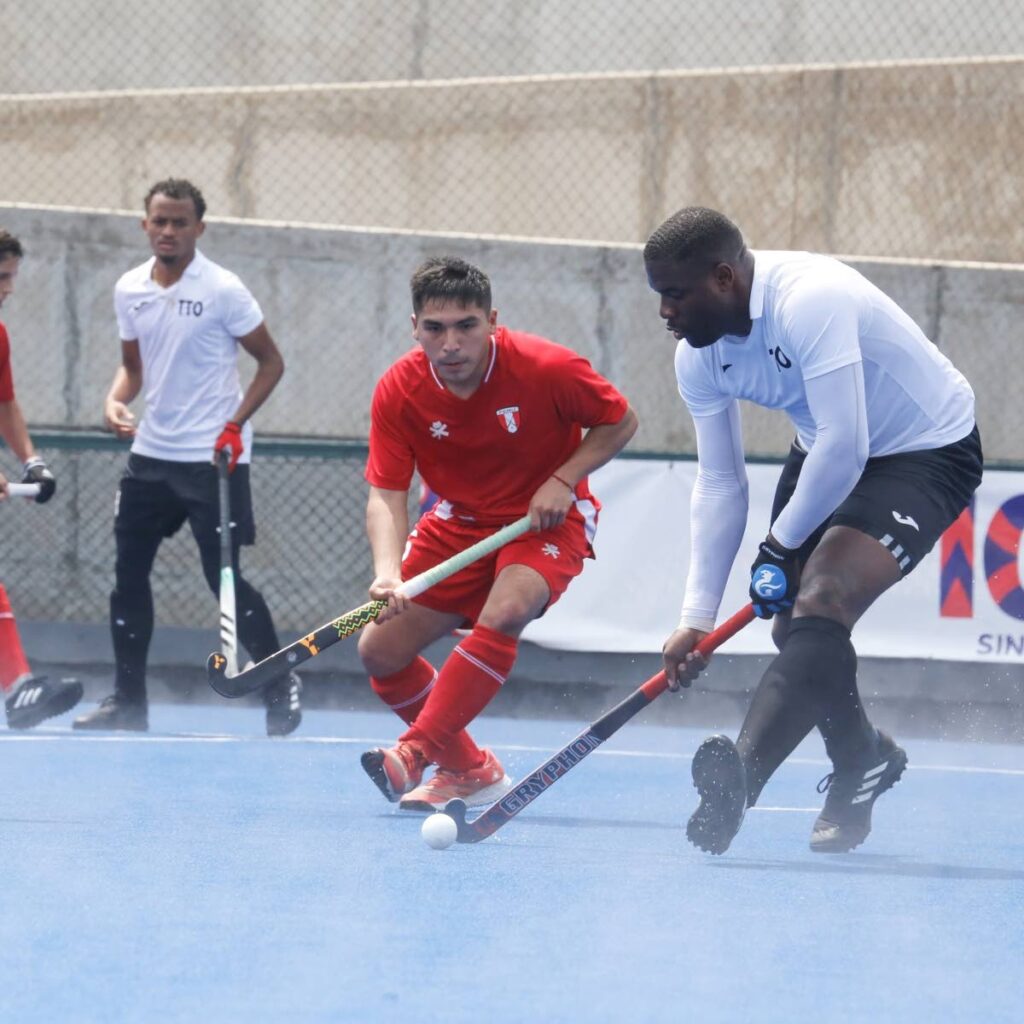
top-left (5, 1), bottom-right (1022, 93)
top-left (1, 203), bottom-right (1021, 461)
top-left (2, 59), bottom-right (1021, 262)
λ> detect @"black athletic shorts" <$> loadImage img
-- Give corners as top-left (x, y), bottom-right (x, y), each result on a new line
top-left (114, 453), bottom-right (257, 546)
top-left (771, 424), bottom-right (983, 576)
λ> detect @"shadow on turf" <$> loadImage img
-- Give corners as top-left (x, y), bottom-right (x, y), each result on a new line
top-left (379, 812), bottom-right (681, 833)
top-left (710, 853), bottom-right (1024, 882)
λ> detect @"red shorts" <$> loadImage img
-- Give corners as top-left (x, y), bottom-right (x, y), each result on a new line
top-left (401, 510), bottom-right (595, 624)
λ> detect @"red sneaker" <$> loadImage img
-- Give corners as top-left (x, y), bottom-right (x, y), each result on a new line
top-left (360, 741), bottom-right (429, 803)
top-left (399, 748), bottom-right (512, 812)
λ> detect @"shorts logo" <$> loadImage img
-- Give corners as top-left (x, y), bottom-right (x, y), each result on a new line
top-left (430, 420), bottom-right (449, 439)
top-left (496, 406), bottom-right (521, 433)
top-left (892, 510), bottom-right (920, 531)
top-left (753, 565), bottom-right (786, 598)
top-left (542, 543), bottom-right (560, 558)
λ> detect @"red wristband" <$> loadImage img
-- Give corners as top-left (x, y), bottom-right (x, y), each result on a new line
top-left (551, 472), bottom-right (575, 493)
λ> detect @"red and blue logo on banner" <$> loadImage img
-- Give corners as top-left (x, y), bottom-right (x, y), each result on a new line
top-left (940, 495), bottom-right (1024, 622)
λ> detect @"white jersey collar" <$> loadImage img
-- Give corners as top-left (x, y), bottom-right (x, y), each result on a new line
top-left (139, 248), bottom-right (207, 287)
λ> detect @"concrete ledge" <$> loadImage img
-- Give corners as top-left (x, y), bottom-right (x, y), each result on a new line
top-left (2, 205), bottom-right (1022, 459)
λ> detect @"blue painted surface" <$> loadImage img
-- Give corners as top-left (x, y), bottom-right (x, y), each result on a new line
top-left (1, 703), bottom-right (1022, 1023)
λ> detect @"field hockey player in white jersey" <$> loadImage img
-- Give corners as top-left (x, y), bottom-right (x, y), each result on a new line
top-left (73, 179), bottom-right (301, 736)
top-left (644, 207), bottom-right (982, 855)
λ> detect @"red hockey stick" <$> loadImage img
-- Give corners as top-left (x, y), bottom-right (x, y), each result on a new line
top-left (445, 603), bottom-right (757, 843)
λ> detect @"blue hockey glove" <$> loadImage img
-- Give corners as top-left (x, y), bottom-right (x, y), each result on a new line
top-left (748, 537), bottom-right (800, 618)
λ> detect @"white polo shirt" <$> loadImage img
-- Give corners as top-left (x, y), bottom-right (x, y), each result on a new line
top-left (675, 250), bottom-right (975, 455)
top-left (114, 249), bottom-right (262, 463)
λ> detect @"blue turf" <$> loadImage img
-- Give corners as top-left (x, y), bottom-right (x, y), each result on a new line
top-left (1, 703), bottom-right (1022, 1023)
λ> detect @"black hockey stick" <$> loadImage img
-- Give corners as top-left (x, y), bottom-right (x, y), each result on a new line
top-left (444, 603), bottom-right (756, 843)
top-left (216, 453), bottom-right (239, 679)
top-left (207, 514), bottom-right (533, 697)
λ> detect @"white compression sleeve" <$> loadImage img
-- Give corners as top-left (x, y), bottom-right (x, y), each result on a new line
top-left (680, 402), bottom-right (749, 632)
top-left (770, 361), bottom-right (869, 550)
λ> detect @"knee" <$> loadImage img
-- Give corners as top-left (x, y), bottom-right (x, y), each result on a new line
top-left (113, 549), bottom-right (149, 592)
top-left (476, 596), bottom-right (534, 636)
top-left (793, 573), bottom-right (850, 623)
top-left (358, 627), bottom-right (404, 679)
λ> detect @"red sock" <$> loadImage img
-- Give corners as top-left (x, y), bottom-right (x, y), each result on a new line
top-left (0, 585), bottom-right (31, 693)
top-left (371, 656), bottom-right (483, 767)
top-left (370, 656), bottom-right (437, 722)
top-left (403, 624), bottom-right (518, 771)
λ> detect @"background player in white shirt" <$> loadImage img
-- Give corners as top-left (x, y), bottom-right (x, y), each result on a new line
top-left (644, 207), bottom-right (982, 854)
top-left (73, 180), bottom-right (301, 736)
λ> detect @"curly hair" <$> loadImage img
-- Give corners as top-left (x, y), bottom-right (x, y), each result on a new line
top-left (144, 178), bottom-right (207, 220)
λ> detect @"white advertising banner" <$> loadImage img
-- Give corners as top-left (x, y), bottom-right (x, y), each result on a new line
top-left (522, 458), bottom-right (1024, 663)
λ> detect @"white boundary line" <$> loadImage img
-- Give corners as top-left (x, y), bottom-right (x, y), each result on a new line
top-left (3, 731), bottom-right (1022, 777)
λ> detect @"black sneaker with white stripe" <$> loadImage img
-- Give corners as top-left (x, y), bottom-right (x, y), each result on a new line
top-left (264, 671), bottom-right (302, 737)
top-left (687, 734), bottom-right (748, 855)
top-left (5, 675), bottom-right (84, 729)
top-left (810, 730), bottom-right (908, 853)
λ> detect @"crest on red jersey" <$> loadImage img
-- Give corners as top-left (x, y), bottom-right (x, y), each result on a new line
top-left (496, 406), bottom-right (521, 433)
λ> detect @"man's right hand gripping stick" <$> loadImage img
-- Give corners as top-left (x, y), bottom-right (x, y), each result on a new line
top-left (206, 515), bottom-right (532, 697)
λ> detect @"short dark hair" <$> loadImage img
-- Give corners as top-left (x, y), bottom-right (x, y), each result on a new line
top-left (144, 178), bottom-right (207, 220)
top-left (410, 256), bottom-right (492, 314)
top-left (0, 229), bottom-right (24, 261)
top-left (643, 207), bottom-right (745, 265)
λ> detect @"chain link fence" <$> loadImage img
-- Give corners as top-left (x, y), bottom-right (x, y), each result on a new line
top-left (2, 3), bottom-right (1023, 635)
top-left (1, 2), bottom-right (1021, 261)
top-left (5, 435), bottom-right (379, 635)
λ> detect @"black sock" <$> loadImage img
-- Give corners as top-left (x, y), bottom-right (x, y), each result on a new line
top-left (737, 644), bottom-right (821, 806)
top-left (794, 616), bottom-right (876, 770)
top-left (737, 616), bottom-right (875, 802)
top-left (110, 588), bottom-right (152, 703)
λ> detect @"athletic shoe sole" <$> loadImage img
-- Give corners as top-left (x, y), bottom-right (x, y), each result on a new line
top-left (399, 773), bottom-right (514, 813)
top-left (687, 734), bottom-right (747, 855)
top-left (7, 680), bottom-right (84, 730)
top-left (810, 747), bottom-right (908, 854)
top-left (360, 749), bottom-right (404, 803)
